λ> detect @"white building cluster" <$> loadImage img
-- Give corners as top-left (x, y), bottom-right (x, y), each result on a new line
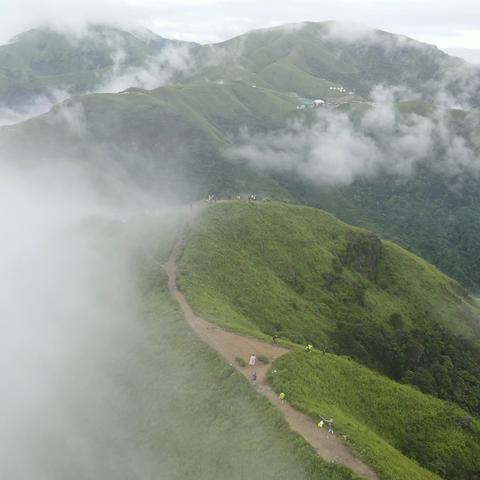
top-left (329, 85), bottom-right (347, 93)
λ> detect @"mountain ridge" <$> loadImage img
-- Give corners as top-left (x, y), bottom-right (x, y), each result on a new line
top-left (3, 21), bottom-right (480, 291)
top-left (177, 201), bottom-right (480, 480)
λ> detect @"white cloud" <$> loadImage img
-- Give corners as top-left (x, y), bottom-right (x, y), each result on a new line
top-left (322, 20), bottom-right (375, 43)
top-left (0, 162), bottom-right (140, 478)
top-left (1, 0), bottom-right (480, 48)
top-left (97, 44), bottom-right (195, 92)
top-left (0, 90), bottom-right (70, 127)
top-left (46, 100), bottom-right (87, 135)
top-left (228, 85), bottom-right (480, 186)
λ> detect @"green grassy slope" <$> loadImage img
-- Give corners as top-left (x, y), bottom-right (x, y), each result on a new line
top-left (269, 351), bottom-right (480, 480)
top-left (1, 80), bottom-right (299, 199)
top-left (179, 202), bottom-right (480, 337)
top-left (169, 23), bottom-right (480, 293)
top-left (177, 201), bottom-right (480, 480)
top-left (189, 21), bottom-right (466, 101)
top-left (178, 202), bottom-right (480, 414)
top-left (126, 218), bottom-right (362, 480)
top-left (135, 290), bottom-right (362, 480)
top-left (299, 167), bottom-right (480, 292)
top-left (4, 20), bottom-right (476, 110)
top-left (0, 25), bottom-right (190, 108)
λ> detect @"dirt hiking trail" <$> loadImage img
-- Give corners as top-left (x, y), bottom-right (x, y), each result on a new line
top-left (165, 207), bottom-right (379, 480)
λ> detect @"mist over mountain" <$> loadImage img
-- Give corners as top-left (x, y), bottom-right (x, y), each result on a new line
top-left (3, 21), bottom-right (480, 122)
top-left (3, 21), bottom-right (480, 289)
top-left (3, 18), bottom-right (480, 480)
top-left (0, 24), bottom-right (194, 123)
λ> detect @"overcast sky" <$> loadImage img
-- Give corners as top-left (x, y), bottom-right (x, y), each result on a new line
top-left (1, 0), bottom-right (480, 49)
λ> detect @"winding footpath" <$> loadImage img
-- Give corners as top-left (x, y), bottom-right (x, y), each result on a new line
top-left (164, 210), bottom-right (379, 480)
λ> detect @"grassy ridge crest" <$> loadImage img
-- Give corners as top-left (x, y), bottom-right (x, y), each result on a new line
top-left (178, 201), bottom-right (480, 480)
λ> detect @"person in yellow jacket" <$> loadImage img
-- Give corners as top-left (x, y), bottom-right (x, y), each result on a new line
top-left (279, 392), bottom-right (286, 401)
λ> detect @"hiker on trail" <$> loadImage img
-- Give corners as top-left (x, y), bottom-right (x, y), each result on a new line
top-left (305, 344), bottom-right (313, 352)
top-left (279, 392), bottom-right (286, 401)
top-left (272, 334), bottom-right (278, 344)
top-left (327, 419), bottom-right (334, 434)
top-left (251, 371), bottom-right (257, 382)
top-left (249, 354), bottom-right (257, 366)
top-left (318, 420), bottom-right (324, 429)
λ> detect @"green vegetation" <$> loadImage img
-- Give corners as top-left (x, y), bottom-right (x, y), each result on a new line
top-left (132, 223), bottom-right (363, 480)
top-left (0, 25), bottom-right (189, 108)
top-left (1, 79), bottom-right (298, 201)
top-left (269, 350), bottom-right (480, 480)
top-left (3, 22), bottom-right (480, 292)
top-left (188, 21), bottom-right (461, 100)
top-left (3, 21), bottom-right (461, 108)
top-left (303, 166), bottom-right (480, 291)
top-left (178, 201), bottom-right (480, 479)
top-left (5, 20), bottom-right (480, 480)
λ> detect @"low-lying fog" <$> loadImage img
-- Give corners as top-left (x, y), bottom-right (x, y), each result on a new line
top-left (0, 163), bottom-right (314, 480)
top-left (0, 164), bottom-right (151, 478)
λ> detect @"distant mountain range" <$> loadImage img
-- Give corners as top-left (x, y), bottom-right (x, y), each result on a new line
top-left (2, 21), bottom-right (479, 112)
top-left (2, 21), bottom-right (480, 291)
top-left (0, 25), bottom-right (193, 112)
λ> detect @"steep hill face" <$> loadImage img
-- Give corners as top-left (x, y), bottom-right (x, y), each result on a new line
top-left (269, 350), bottom-right (480, 480)
top-left (299, 166), bottom-right (480, 291)
top-left (189, 21), bottom-right (475, 103)
top-left (178, 202), bottom-right (480, 416)
top-left (0, 25), bottom-right (191, 111)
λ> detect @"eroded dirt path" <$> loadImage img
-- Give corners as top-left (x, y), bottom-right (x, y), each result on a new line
top-left (165, 210), bottom-right (379, 480)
